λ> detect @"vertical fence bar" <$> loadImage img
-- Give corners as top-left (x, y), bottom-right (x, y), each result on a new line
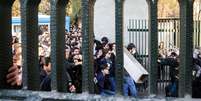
top-left (50, 0), bottom-right (69, 92)
top-left (81, 0), bottom-right (95, 93)
top-left (178, 0), bottom-right (194, 97)
top-left (173, 20), bottom-right (176, 46)
top-left (115, 0), bottom-right (124, 95)
top-left (138, 20), bottom-right (141, 58)
top-left (196, 20), bottom-right (198, 47)
top-left (88, 0), bottom-right (95, 93)
top-left (193, 20), bottom-right (196, 48)
top-left (170, 20), bottom-right (173, 48)
top-left (197, 19), bottom-right (200, 47)
top-left (142, 20), bottom-right (144, 64)
top-left (145, 20), bottom-right (147, 69)
top-left (158, 20), bottom-right (160, 43)
top-left (165, 20), bottom-right (168, 49)
top-left (131, 19), bottom-right (134, 43)
top-left (131, 20), bottom-right (133, 44)
top-left (129, 19), bottom-right (131, 43)
top-left (199, 20), bottom-right (200, 47)
top-left (133, 20), bottom-right (134, 44)
top-left (161, 20), bottom-right (164, 45)
top-left (134, 20), bottom-right (137, 46)
top-left (20, 0), bottom-right (27, 89)
top-left (0, 0), bottom-right (15, 89)
top-left (168, 20), bottom-right (171, 48)
top-left (21, 0), bottom-right (41, 90)
top-left (147, 0), bottom-right (158, 95)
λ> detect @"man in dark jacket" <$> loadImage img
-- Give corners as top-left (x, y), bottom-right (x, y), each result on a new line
top-left (158, 52), bottom-right (179, 97)
top-left (96, 63), bottom-right (115, 96)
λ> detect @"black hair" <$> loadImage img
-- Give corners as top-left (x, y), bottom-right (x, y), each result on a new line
top-left (171, 52), bottom-right (177, 57)
top-left (127, 43), bottom-right (136, 50)
top-left (73, 47), bottom-right (79, 51)
top-left (101, 37), bottom-right (109, 43)
top-left (44, 57), bottom-right (51, 66)
top-left (100, 63), bottom-right (108, 70)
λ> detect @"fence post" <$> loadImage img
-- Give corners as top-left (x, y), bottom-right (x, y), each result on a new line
top-left (0, 0), bottom-right (15, 89)
top-left (50, 0), bottom-right (69, 92)
top-left (146, 0), bottom-right (158, 95)
top-left (81, 0), bottom-right (95, 93)
top-left (21, 0), bottom-right (41, 90)
top-left (115, 0), bottom-right (124, 95)
top-left (178, 0), bottom-right (194, 97)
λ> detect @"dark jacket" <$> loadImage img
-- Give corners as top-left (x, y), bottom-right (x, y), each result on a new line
top-left (96, 71), bottom-right (105, 93)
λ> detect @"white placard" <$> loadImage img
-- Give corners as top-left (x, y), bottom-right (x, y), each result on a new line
top-left (124, 47), bottom-right (149, 83)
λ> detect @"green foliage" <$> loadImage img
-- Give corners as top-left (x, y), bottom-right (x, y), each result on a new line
top-left (12, 0), bottom-right (81, 24)
top-left (158, 0), bottom-right (179, 18)
top-left (66, 0), bottom-right (81, 24)
top-left (12, 0), bottom-right (189, 20)
top-left (12, 0), bottom-right (20, 17)
top-left (38, 0), bottom-right (50, 15)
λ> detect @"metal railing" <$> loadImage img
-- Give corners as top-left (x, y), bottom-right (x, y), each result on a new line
top-left (127, 18), bottom-right (201, 96)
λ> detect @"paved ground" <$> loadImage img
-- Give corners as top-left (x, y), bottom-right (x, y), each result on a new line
top-left (0, 90), bottom-right (201, 101)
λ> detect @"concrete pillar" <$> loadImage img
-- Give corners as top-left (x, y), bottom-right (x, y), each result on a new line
top-left (0, 0), bottom-right (15, 89)
top-left (178, 0), bottom-right (194, 97)
top-left (50, 0), bottom-right (69, 92)
top-left (115, 0), bottom-right (124, 95)
top-left (146, 0), bottom-right (158, 95)
top-left (81, 0), bottom-right (95, 93)
top-left (21, 0), bottom-right (41, 90)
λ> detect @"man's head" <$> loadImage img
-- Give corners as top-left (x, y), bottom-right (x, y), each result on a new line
top-left (170, 52), bottom-right (178, 59)
top-left (127, 43), bottom-right (136, 54)
top-left (159, 41), bottom-right (164, 49)
top-left (101, 37), bottom-right (109, 44)
top-left (105, 50), bottom-right (112, 59)
top-left (43, 57), bottom-right (51, 73)
top-left (100, 63), bottom-right (110, 75)
top-left (73, 47), bottom-right (80, 55)
top-left (73, 54), bottom-right (82, 63)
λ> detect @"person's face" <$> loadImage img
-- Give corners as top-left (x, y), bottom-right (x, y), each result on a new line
top-left (65, 51), bottom-right (70, 59)
top-left (73, 49), bottom-right (80, 55)
top-left (131, 48), bottom-right (136, 54)
top-left (98, 49), bottom-right (103, 56)
top-left (160, 42), bottom-right (164, 48)
top-left (112, 44), bottom-right (116, 50)
top-left (105, 51), bottom-right (112, 59)
top-left (44, 63), bottom-right (51, 73)
top-left (103, 66), bottom-right (110, 75)
top-left (104, 44), bottom-right (109, 50)
top-left (73, 55), bottom-right (80, 63)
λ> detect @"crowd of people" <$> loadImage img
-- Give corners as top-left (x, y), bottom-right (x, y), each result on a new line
top-left (7, 23), bottom-right (139, 96)
top-left (157, 41), bottom-right (180, 97)
top-left (192, 47), bottom-right (201, 98)
top-left (157, 41), bottom-right (201, 97)
top-left (6, 24), bottom-right (201, 97)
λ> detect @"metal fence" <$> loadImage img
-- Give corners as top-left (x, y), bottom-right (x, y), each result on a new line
top-left (127, 18), bottom-right (201, 96)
